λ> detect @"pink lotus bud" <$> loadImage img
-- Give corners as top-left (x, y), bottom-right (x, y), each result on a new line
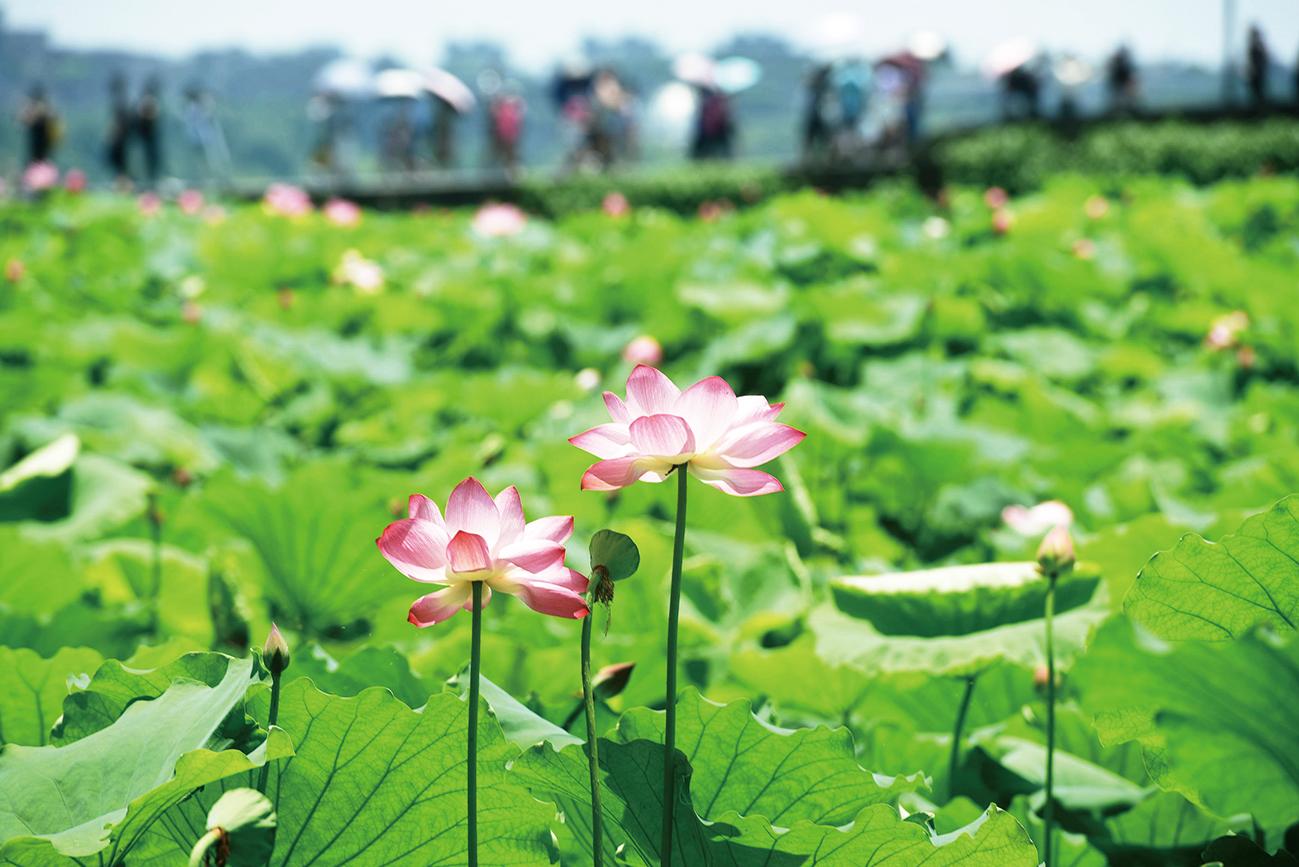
top-left (991, 209), bottom-right (1013, 235)
top-left (1072, 238), bottom-right (1095, 260)
top-left (22, 161), bottom-right (59, 192)
top-left (64, 169), bottom-right (87, 194)
top-left (1033, 664), bottom-right (1050, 688)
top-left (324, 197), bottom-right (362, 227)
top-left (181, 300), bottom-right (203, 324)
top-left (983, 186), bottom-right (1008, 209)
top-left (472, 202), bottom-right (527, 237)
top-left (698, 200), bottom-right (730, 222)
top-left (602, 191), bottom-right (630, 218)
top-left (1037, 525), bottom-right (1075, 578)
top-left (263, 623), bottom-right (291, 674)
top-left (592, 661), bottom-right (635, 699)
top-left (178, 189), bottom-right (204, 215)
top-left (622, 335), bottom-right (662, 366)
top-left (4, 259), bottom-right (24, 282)
top-left (277, 287), bottom-right (295, 310)
top-left (1084, 195), bottom-right (1110, 220)
top-left (575, 368), bottom-right (601, 392)
top-left (172, 466), bottom-right (194, 487)
top-left (1237, 345), bottom-right (1256, 369)
top-left (263, 183), bottom-right (312, 217)
top-left (1002, 501), bottom-right (1073, 536)
top-left (1205, 311), bottom-right (1248, 351)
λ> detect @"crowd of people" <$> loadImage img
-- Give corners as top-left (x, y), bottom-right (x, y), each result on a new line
top-left (11, 25), bottom-right (1299, 190)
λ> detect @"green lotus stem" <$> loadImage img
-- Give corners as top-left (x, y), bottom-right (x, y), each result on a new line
top-left (946, 674), bottom-right (978, 802)
top-left (468, 580), bottom-right (483, 867)
top-left (187, 827), bottom-right (223, 867)
top-left (256, 667), bottom-right (283, 793)
top-left (661, 467), bottom-right (688, 866)
top-left (1043, 573), bottom-right (1057, 867)
top-left (580, 604), bottom-right (604, 867)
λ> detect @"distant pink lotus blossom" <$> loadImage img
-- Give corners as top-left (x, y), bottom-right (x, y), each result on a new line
top-left (22, 162), bottom-right (59, 192)
top-left (571, 365), bottom-right (805, 497)
top-left (472, 202), bottom-right (527, 237)
top-left (1002, 500), bottom-right (1073, 536)
top-left (332, 249), bottom-right (384, 294)
top-left (263, 182), bottom-right (312, 217)
top-left (1206, 311), bottom-right (1249, 350)
top-left (64, 169), bottom-right (87, 194)
top-left (181, 299), bottom-right (203, 324)
top-left (1084, 195), bottom-right (1110, 220)
top-left (698, 199), bottom-right (731, 222)
top-left (324, 197), bottom-right (362, 226)
top-left (1072, 238), bottom-right (1095, 260)
top-left (984, 186), bottom-right (1009, 209)
top-left (178, 189), bottom-right (204, 215)
top-left (378, 478), bottom-right (589, 626)
top-left (622, 335), bottom-right (662, 366)
top-left (602, 191), bottom-right (630, 218)
top-left (138, 192), bottom-right (162, 217)
top-left (991, 208), bottom-right (1014, 235)
top-left (4, 259), bottom-right (24, 282)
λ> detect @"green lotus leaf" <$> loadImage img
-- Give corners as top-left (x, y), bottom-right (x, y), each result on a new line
top-left (0, 646), bottom-right (102, 746)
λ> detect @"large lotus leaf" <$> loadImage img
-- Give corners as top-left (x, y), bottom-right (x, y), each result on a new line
top-left (450, 670), bottom-right (583, 751)
top-left (21, 454), bottom-right (152, 543)
top-left (0, 434), bottom-right (78, 522)
top-left (0, 529), bottom-right (83, 616)
top-left (616, 689), bottom-right (922, 827)
top-left (988, 737), bottom-right (1149, 812)
top-left (249, 680), bottom-right (556, 866)
top-left (289, 642), bottom-right (432, 708)
top-left (831, 561), bottom-right (1101, 636)
top-left (0, 646), bottom-right (101, 746)
top-left (1074, 617), bottom-right (1299, 833)
top-left (84, 538), bottom-right (212, 644)
top-left (1126, 495), bottom-right (1299, 640)
top-left (515, 735), bottom-right (1035, 865)
top-left (201, 460), bottom-right (408, 635)
top-left (1100, 791), bottom-right (1236, 858)
top-left (0, 655), bottom-right (264, 858)
top-left (810, 596), bottom-right (1108, 677)
top-left (53, 652), bottom-right (248, 744)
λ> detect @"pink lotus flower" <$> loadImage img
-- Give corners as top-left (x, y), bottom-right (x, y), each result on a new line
top-left (64, 169), bottom-right (87, 194)
top-left (324, 197), bottom-right (362, 226)
top-left (983, 186), bottom-right (1009, 209)
top-left (1206, 311), bottom-right (1249, 350)
top-left (332, 249), bottom-right (384, 294)
top-left (377, 478), bottom-right (589, 626)
top-left (22, 162), bottom-right (59, 192)
top-left (263, 182), bottom-right (312, 217)
top-left (1002, 500), bottom-right (1073, 536)
top-left (138, 192), bottom-right (162, 217)
top-left (570, 365), bottom-right (805, 497)
top-left (622, 335), bottom-right (662, 366)
top-left (472, 202), bottom-right (527, 237)
top-left (991, 208), bottom-right (1014, 235)
top-left (178, 189), bottom-right (204, 215)
top-left (1084, 195), bottom-right (1110, 220)
top-left (602, 191), bottom-right (630, 218)
top-left (4, 259), bottom-right (24, 282)
top-left (1072, 238), bottom-right (1095, 260)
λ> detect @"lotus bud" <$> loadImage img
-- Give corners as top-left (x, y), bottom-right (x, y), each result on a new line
top-left (1037, 526), bottom-right (1075, 579)
top-left (263, 623), bottom-right (291, 675)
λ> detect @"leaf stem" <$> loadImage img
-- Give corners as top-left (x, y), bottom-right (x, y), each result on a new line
top-left (256, 667), bottom-right (282, 793)
top-left (1043, 573), bottom-right (1057, 867)
top-left (946, 674), bottom-right (978, 802)
top-left (187, 827), bottom-right (223, 867)
top-left (661, 467), bottom-right (688, 866)
top-left (581, 606), bottom-right (604, 867)
top-left (468, 580), bottom-right (483, 867)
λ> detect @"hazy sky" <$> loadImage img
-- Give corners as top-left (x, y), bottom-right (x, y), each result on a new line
top-left (4, 0), bottom-right (1297, 70)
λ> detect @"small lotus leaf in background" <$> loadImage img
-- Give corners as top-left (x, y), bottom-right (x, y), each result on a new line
top-left (0, 646), bottom-right (102, 746)
top-left (589, 529), bottom-right (640, 581)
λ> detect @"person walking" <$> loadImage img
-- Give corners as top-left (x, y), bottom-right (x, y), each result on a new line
top-left (1106, 46), bottom-right (1138, 115)
top-left (136, 77), bottom-right (164, 185)
top-left (1246, 26), bottom-right (1269, 108)
top-left (19, 84), bottom-right (59, 166)
top-left (106, 75), bottom-right (132, 185)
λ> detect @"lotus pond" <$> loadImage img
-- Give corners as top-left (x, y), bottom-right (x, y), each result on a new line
top-left (1, 174), bottom-right (1298, 866)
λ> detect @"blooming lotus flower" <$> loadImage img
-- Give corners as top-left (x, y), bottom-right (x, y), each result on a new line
top-left (1206, 311), bottom-right (1249, 351)
top-left (377, 478), bottom-right (589, 626)
top-left (64, 169), bottom-right (87, 194)
top-left (263, 182), bottom-right (312, 217)
top-left (324, 197), bottom-right (362, 226)
top-left (22, 161), bottom-right (59, 192)
top-left (1002, 500), bottom-right (1073, 536)
top-left (137, 192), bottom-right (162, 217)
top-left (472, 202), bottom-right (527, 237)
top-left (983, 186), bottom-right (1008, 209)
top-left (991, 208), bottom-right (1014, 235)
top-left (1072, 238), bottom-right (1095, 260)
top-left (570, 365), bottom-right (805, 497)
top-left (1084, 195), bottom-right (1110, 220)
top-left (178, 189), bottom-right (204, 215)
top-left (332, 249), bottom-right (384, 294)
top-left (622, 335), bottom-right (662, 366)
top-left (602, 191), bottom-right (630, 218)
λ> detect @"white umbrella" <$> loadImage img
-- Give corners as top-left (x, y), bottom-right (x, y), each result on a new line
top-left (908, 31), bottom-right (948, 62)
top-left (1053, 55), bottom-right (1094, 87)
top-left (423, 67), bottom-right (476, 113)
top-left (982, 38), bottom-right (1039, 79)
top-left (715, 56), bottom-right (762, 94)
top-left (314, 58), bottom-right (374, 97)
top-left (373, 68), bottom-right (426, 100)
top-left (672, 53), bottom-right (716, 87)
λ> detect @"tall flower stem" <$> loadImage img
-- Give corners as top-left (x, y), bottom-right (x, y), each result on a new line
top-left (468, 580), bottom-right (483, 867)
top-left (581, 603), bottom-right (604, 867)
top-left (1043, 573), bottom-right (1058, 867)
top-left (660, 467), bottom-right (688, 866)
top-left (255, 667), bottom-right (283, 793)
top-left (946, 674), bottom-right (978, 802)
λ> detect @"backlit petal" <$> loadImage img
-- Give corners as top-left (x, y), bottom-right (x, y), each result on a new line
top-left (603, 391), bottom-right (630, 423)
top-left (581, 456), bottom-right (651, 490)
top-left (714, 422), bottom-right (805, 468)
top-left (734, 395), bottom-right (783, 425)
top-left (377, 518), bottom-right (450, 582)
top-left (569, 423), bottom-right (633, 459)
top-left (674, 376), bottom-right (738, 449)
top-left (446, 531), bottom-right (494, 573)
top-left (689, 465), bottom-right (784, 497)
top-left (493, 486), bottom-right (526, 547)
top-left (498, 538), bottom-right (566, 572)
top-left (445, 477), bottom-right (500, 545)
top-left (513, 579), bottom-right (590, 619)
top-left (407, 494), bottom-right (444, 524)
top-left (523, 515), bottom-right (574, 543)
top-left (625, 365), bottom-right (680, 416)
top-left (408, 584), bottom-right (471, 627)
top-left (629, 414), bottom-right (695, 458)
